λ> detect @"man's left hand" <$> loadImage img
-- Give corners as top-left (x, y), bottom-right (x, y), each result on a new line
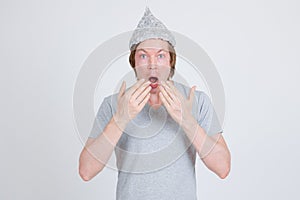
top-left (159, 81), bottom-right (196, 126)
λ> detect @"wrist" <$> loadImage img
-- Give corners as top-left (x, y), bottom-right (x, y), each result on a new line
top-left (112, 114), bottom-right (130, 131)
top-left (181, 115), bottom-right (198, 132)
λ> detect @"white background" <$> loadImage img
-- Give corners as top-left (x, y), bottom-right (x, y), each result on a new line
top-left (2, 0), bottom-right (300, 199)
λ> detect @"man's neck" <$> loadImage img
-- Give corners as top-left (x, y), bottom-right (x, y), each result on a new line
top-left (148, 92), bottom-right (162, 109)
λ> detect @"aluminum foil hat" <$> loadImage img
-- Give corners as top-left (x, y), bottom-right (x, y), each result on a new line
top-left (129, 7), bottom-right (176, 50)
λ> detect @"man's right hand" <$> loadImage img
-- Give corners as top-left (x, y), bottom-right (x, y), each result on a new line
top-left (113, 79), bottom-right (151, 130)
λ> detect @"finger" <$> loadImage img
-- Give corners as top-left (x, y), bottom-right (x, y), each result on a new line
top-left (159, 85), bottom-right (173, 105)
top-left (165, 81), bottom-right (183, 99)
top-left (159, 92), bottom-right (172, 113)
top-left (189, 86), bottom-right (196, 103)
top-left (118, 81), bottom-right (126, 99)
top-left (161, 82), bottom-right (177, 101)
top-left (138, 93), bottom-right (151, 109)
top-left (132, 81), bottom-right (151, 100)
top-left (136, 85), bottom-right (151, 104)
top-left (128, 78), bottom-right (146, 95)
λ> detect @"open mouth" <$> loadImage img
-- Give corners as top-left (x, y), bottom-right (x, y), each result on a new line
top-left (149, 77), bottom-right (158, 89)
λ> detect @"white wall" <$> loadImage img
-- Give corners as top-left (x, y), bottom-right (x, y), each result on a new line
top-left (2, 0), bottom-right (300, 199)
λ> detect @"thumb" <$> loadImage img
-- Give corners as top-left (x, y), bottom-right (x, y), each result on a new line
top-left (118, 81), bottom-right (126, 98)
top-left (189, 86), bottom-right (196, 103)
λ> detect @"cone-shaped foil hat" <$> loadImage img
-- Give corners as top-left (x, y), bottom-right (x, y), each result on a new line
top-left (129, 7), bottom-right (176, 50)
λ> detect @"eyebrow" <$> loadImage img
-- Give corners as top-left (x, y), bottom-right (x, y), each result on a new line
top-left (136, 49), bottom-right (167, 53)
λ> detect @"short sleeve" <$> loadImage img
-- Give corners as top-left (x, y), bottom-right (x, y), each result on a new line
top-left (196, 91), bottom-right (223, 136)
top-left (89, 97), bottom-right (113, 138)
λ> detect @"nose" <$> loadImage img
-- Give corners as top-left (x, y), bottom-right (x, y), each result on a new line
top-left (148, 55), bottom-right (157, 69)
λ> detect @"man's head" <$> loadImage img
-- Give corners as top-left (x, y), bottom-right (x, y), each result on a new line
top-left (128, 7), bottom-right (176, 89)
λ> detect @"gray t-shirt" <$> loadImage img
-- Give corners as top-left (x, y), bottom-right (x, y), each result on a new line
top-left (89, 81), bottom-right (223, 200)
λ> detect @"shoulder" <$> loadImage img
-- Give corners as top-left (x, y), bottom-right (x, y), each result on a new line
top-left (102, 93), bottom-right (117, 104)
top-left (173, 81), bottom-right (211, 103)
top-left (97, 93), bottom-right (118, 113)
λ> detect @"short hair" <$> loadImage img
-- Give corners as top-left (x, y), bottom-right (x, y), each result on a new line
top-left (129, 41), bottom-right (176, 78)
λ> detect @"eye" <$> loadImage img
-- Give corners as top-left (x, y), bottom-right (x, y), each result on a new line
top-left (140, 54), bottom-right (147, 59)
top-left (158, 54), bottom-right (165, 59)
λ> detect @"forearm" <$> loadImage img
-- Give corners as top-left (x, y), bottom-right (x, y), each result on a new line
top-left (201, 139), bottom-right (231, 179)
top-left (79, 117), bottom-right (124, 181)
top-left (182, 117), bottom-right (231, 179)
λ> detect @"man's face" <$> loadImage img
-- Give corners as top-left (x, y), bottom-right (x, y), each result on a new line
top-left (134, 39), bottom-right (171, 92)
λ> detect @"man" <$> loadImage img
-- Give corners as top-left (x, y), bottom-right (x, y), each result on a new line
top-left (79, 7), bottom-right (231, 199)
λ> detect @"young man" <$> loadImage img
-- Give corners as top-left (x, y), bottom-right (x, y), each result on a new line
top-left (79, 7), bottom-right (230, 200)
